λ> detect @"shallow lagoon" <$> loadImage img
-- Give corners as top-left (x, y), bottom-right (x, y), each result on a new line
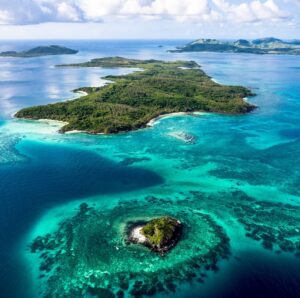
top-left (0, 40), bottom-right (300, 297)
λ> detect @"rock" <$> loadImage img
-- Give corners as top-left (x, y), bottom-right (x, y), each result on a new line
top-left (168, 131), bottom-right (197, 144)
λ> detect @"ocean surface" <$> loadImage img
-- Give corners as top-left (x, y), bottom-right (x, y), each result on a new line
top-left (0, 40), bottom-right (300, 298)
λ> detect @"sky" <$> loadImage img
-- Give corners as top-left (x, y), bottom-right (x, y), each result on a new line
top-left (0, 0), bottom-right (299, 40)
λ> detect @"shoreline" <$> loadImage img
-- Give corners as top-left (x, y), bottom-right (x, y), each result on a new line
top-left (36, 119), bottom-right (68, 125)
top-left (74, 90), bottom-right (88, 97)
top-left (65, 129), bottom-right (105, 135)
top-left (12, 111), bottom-right (207, 136)
top-left (10, 89), bottom-right (88, 121)
top-left (10, 89), bottom-right (88, 133)
top-left (12, 101), bottom-right (255, 136)
top-left (10, 113), bottom-right (68, 129)
top-left (129, 226), bottom-right (147, 243)
top-left (211, 78), bottom-right (220, 84)
top-left (146, 111), bottom-right (206, 127)
top-left (11, 80), bottom-right (251, 136)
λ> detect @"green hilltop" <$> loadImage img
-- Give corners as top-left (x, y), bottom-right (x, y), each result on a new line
top-left (0, 45), bottom-right (78, 58)
top-left (15, 57), bottom-right (255, 134)
top-left (171, 37), bottom-right (300, 55)
top-left (141, 216), bottom-right (181, 251)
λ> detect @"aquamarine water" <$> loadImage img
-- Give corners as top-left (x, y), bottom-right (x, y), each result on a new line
top-left (0, 40), bottom-right (299, 298)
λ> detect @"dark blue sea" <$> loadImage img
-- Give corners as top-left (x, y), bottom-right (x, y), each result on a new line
top-left (0, 40), bottom-right (299, 297)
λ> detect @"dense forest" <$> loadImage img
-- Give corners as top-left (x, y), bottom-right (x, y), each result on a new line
top-left (16, 57), bottom-right (255, 134)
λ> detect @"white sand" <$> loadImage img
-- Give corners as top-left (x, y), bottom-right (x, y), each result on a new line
top-left (130, 226), bottom-right (147, 243)
top-left (211, 78), bottom-right (221, 84)
top-left (147, 112), bottom-right (191, 127)
top-left (75, 90), bottom-right (88, 96)
top-left (36, 119), bottom-right (68, 125)
top-left (65, 130), bottom-right (86, 134)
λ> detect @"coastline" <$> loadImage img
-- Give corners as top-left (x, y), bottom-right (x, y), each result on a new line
top-left (10, 112), bottom-right (68, 130)
top-left (211, 78), bottom-right (220, 84)
top-left (12, 111), bottom-right (206, 136)
top-left (146, 112), bottom-right (206, 127)
top-left (36, 119), bottom-right (68, 126)
top-left (65, 129), bottom-right (105, 135)
top-left (129, 226), bottom-right (147, 243)
top-left (10, 89), bottom-right (89, 133)
top-left (64, 90), bottom-right (89, 102)
top-left (10, 89), bottom-right (88, 121)
top-left (74, 90), bottom-right (88, 96)
top-left (12, 93), bottom-right (253, 135)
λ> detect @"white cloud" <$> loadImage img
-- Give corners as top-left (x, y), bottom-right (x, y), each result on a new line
top-left (0, 10), bottom-right (12, 24)
top-left (213, 0), bottom-right (289, 23)
top-left (0, 0), bottom-right (293, 25)
top-left (78, 0), bottom-right (123, 20)
top-left (141, 0), bottom-right (209, 17)
top-left (57, 2), bottom-right (81, 22)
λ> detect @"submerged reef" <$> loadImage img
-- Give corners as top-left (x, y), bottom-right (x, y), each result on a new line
top-left (29, 198), bottom-right (230, 298)
top-left (232, 199), bottom-right (300, 254)
top-left (27, 191), bottom-right (300, 297)
top-left (190, 191), bottom-right (300, 257)
top-left (167, 131), bottom-right (197, 144)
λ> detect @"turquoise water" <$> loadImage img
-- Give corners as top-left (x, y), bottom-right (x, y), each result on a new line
top-left (0, 40), bottom-right (300, 297)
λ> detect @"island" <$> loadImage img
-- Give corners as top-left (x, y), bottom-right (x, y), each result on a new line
top-left (15, 57), bottom-right (255, 134)
top-left (27, 198), bottom-right (231, 297)
top-left (128, 216), bottom-right (182, 254)
top-left (0, 45), bottom-right (78, 58)
top-left (171, 37), bottom-right (300, 55)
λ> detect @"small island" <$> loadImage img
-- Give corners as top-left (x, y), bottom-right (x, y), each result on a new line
top-left (128, 216), bottom-right (182, 254)
top-left (171, 37), bottom-right (300, 55)
top-left (27, 198), bottom-right (231, 297)
top-left (15, 57), bottom-right (255, 134)
top-left (0, 45), bottom-right (78, 58)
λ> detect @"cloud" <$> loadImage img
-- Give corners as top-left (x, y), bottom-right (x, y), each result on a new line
top-left (0, 0), bottom-right (292, 25)
top-left (0, 0), bottom-right (83, 24)
top-left (0, 10), bottom-right (12, 24)
top-left (213, 0), bottom-right (290, 23)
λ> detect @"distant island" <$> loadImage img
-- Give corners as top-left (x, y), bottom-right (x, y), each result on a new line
top-left (0, 45), bottom-right (78, 58)
top-left (15, 57), bottom-right (255, 134)
top-left (171, 37), bottom-right (300, 55)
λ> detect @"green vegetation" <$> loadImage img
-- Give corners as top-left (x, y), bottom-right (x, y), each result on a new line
top-left (141, 216), bottom-right (181, 248)
top-left (0, 45), bottom-right (78, 57)
top-left (15, 57), bottom-right (255, 134)
top-left (172, 37), bottom-right (300, 55)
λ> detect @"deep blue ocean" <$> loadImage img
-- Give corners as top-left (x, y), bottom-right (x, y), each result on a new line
top-left (0, 40), bottom-right (300, 298)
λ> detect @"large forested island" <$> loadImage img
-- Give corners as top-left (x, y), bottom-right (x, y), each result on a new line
top-left (0, 45), bottom-right (78, 57)
top-left (172, 37), bottom-right (300, 55)
top-left (15, 57), bottom-right (255, 134)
